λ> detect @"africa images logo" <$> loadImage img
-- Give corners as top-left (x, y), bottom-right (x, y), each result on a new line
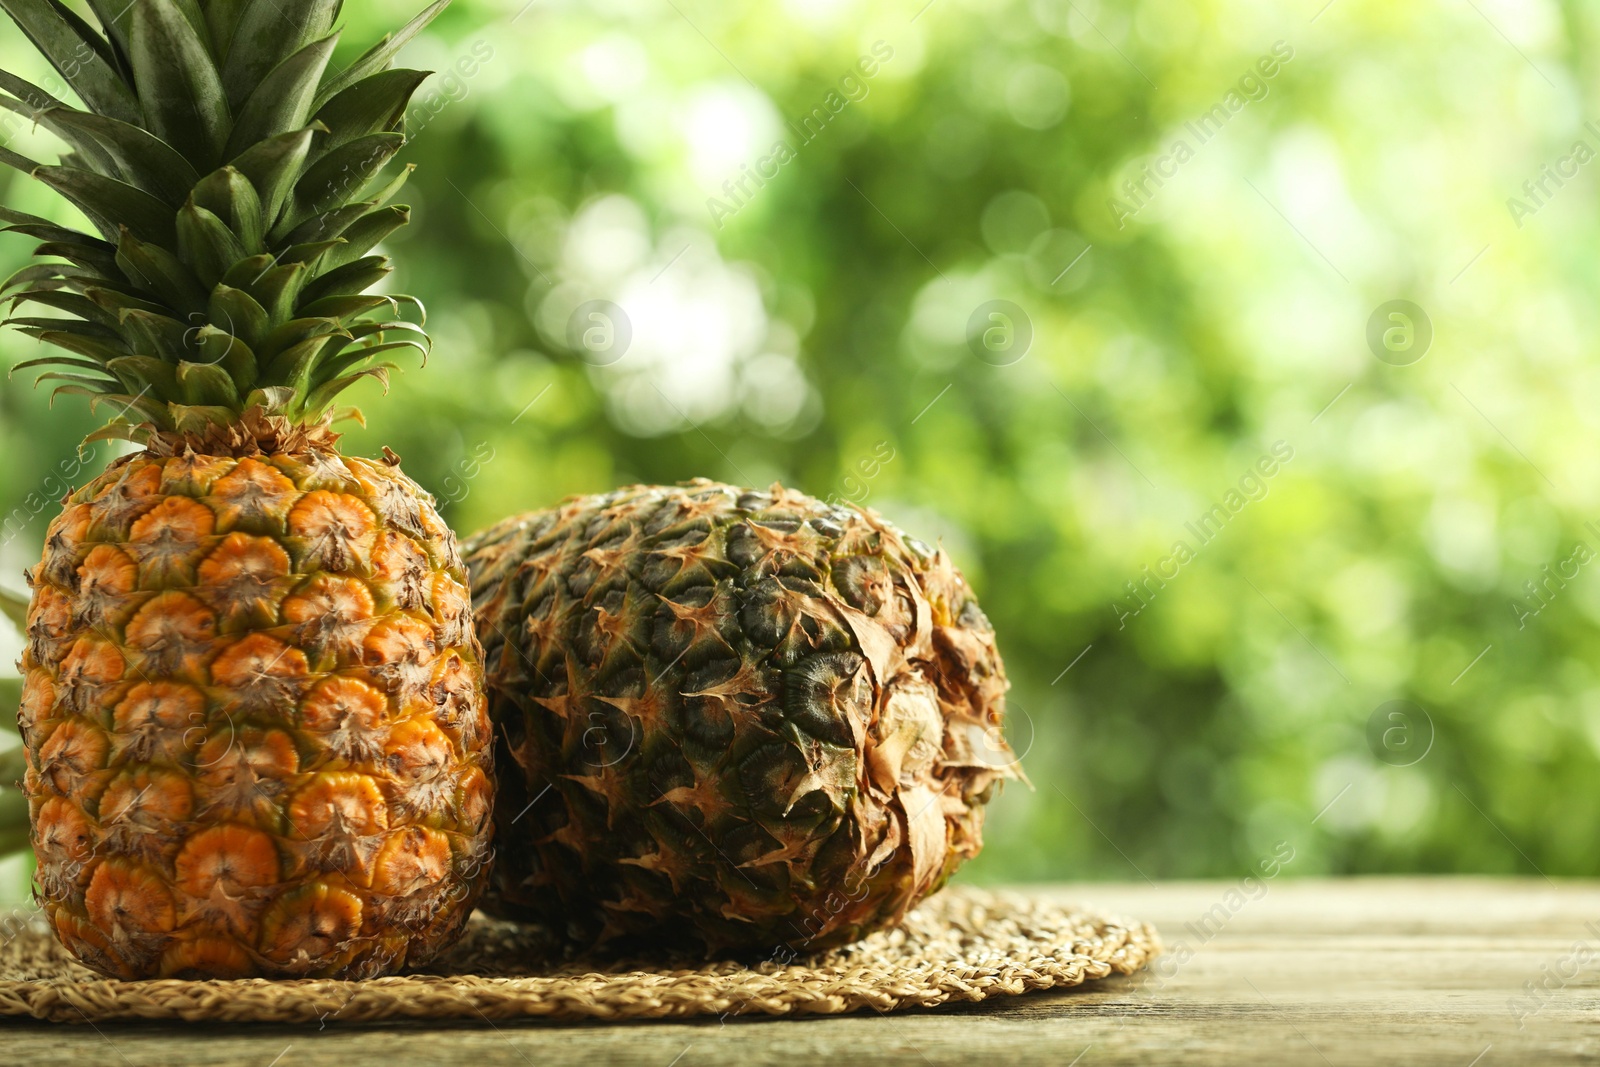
top-left (1106, 40), bottom-right (1295, 229)
top-left (706, 41), bottom-right (895, 229)
top-left (1114, 441), bottom-right (1294, 629)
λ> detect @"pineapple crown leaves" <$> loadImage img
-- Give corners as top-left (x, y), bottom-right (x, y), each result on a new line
top-left (0, 0), bottom-right (449, 447)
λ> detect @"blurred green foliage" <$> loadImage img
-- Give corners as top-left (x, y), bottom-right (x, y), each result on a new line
top-left (3, 0), bottom-right (1600, 903)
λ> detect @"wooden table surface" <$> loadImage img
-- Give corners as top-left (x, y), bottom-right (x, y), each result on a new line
top-left (2, 877), bottom-right (1595, 1065)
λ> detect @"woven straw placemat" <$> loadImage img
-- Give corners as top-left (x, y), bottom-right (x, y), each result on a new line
top-left (0, 887), bottom-right (1158, 1025)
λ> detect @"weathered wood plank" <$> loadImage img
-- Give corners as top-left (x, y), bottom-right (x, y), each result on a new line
top-left (1, 877), bottom-right (1595, 1066)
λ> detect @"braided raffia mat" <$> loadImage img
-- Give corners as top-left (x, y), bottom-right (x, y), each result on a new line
top-left (0, 887), bottom-right (1158, 1025)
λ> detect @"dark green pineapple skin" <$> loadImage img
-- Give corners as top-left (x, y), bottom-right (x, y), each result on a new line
top-left (464, 480), bottom-right (1017, 954)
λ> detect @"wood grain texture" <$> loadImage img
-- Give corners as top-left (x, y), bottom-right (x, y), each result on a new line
top-left (2, 877), bottom-right (1595, 1066)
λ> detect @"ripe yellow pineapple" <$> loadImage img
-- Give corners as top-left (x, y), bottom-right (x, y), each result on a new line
top-left (1, 0), bottom-right (492, 978)
top-left (465, 481), bottom-right (1018, 954)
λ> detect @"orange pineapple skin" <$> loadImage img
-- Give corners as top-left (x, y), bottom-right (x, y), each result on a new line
top-left (18, 449), bottom-right (494, 980)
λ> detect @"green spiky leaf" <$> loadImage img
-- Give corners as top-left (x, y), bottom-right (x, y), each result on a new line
top-left (242, 261), bottom-right (308, 322)
top-left (13, 288), bottom-right (117, 327)
top-left (0, 0), bottom-right (441, 441)
top-left (315, 0), bottom-right (448, 105)
top-left (313, 68), bottom-right (429, 151)
top-left (116, 229), bottom-right (208, 313)
top-left (32, 167), bottom-right (176, 245)
top-left (298, 254), bottom-right (389, 307)
top-left (11, 353), bottom-right (112, 375)
top-left (229, 126), bottom-right (317, 231)
top-left (297, 292), bottom-right (395, 322)
top-left (86, 286), bottom-right (168, 318)
top-left (303, 363), bottom-right (390, 415)
top-left (118, 309), bottom-right (193, 361)
top-left (128, 0), bottom-right (231, 168)
top-left (6, 316), bottom-right (119, 342)
top-left (0, 63), bottom-right (66, 111)
top-left (33, 239), bottom-right (121, 277)
top-left (84, 0), bottom-right (134, 60)
top-left (105, 354), bottom-right (180, 395)
top-left (220, 0), bottom-right (339, 110)
top-left (177, 202), bottom-right (250, 288)
top-left (0, 143), bottom-right (41, 178)
top-left (289, 132), bottom-right (404, 223)
top-left (33, 106), bottom-right (201, 200)
top-left (0, 0), bottom-right (140, 122)
top-left (176, 359), bottom-right (241, 406)
top-left (279, 238), bottom-right (345, 268)
top-left (278, 162), bottom-right (412, 244)
top-left (260, 331), bottom-right (342, 388)
top-left (0, 94), bottom-right (118, 176)
top-left (169, 401), bottom-right (239, 432)
top-left (207, 285), bottom-right (270, 351)
top-left (31, 329), bottom-right (128, 363)
top-left (190, 167), bottom-right (264, 253)
top-left (224, 32), bottom-right (338, 159)
top-left (193, 324), bottom-right (257, 388)
top-left (319, 204), bottom-right (408, 270)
